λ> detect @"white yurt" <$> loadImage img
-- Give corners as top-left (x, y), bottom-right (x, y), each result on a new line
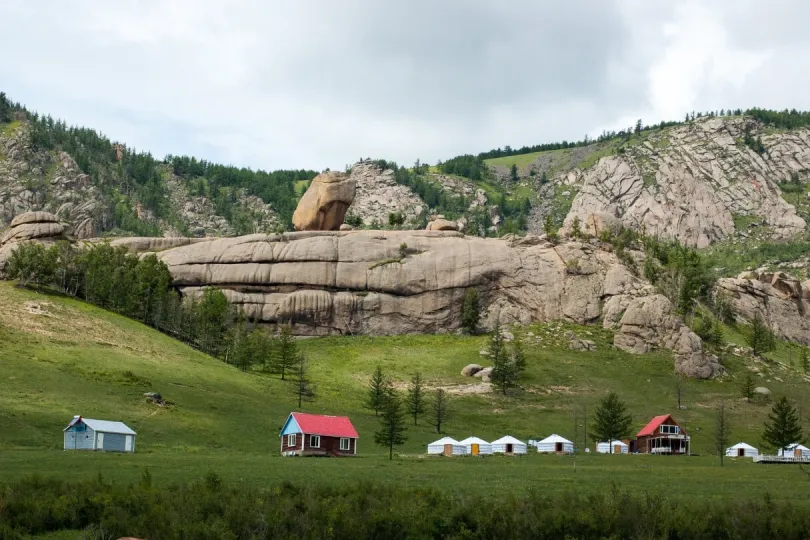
top-left (778, 443), bottom-right (810, 458)
top-left (535, 434), bottom-right (574, 454)
top-left (725, 442), bottom-right (758, 458)
top-left (427, 437), bottom-right (467, 456)
top-left (596, 440), bottom-right (629, 454)
top-left (459, 436), bottom-right (492, 456)
top-left (491, 435), bottom-right (527, 455)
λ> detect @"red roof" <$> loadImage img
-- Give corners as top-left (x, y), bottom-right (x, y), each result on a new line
top-left (291, 412), bottom-right (359, 439)
top-left (637, 415), bottom-right (674, 437)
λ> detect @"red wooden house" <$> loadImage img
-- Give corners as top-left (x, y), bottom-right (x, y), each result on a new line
top-left (634, 414), bottom-right (690, 455)
top-left (280, 412), bottom-right (359, 457)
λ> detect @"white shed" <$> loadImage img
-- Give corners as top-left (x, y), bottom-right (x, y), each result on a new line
top-left (491, 435), bottom-right (527, 455)
top-left (459, 436), bottom-right (492, 456)
top-left (778, 443), bottom-right (810, 458)
top-left (427, 437), bottom-right (467, 456)
top-left (596, 440), bottom-right (628, 454)
top-left (535, 434), bottom-right (574, 454)
top-left (726, 442), bottom-right (758, 458)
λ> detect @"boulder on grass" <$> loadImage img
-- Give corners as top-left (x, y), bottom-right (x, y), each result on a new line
top-left (461, 364), bottom-right (483, 377)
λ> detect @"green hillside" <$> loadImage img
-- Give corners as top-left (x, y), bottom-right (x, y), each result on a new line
top-left (2, 281), bottom-right (810, 500)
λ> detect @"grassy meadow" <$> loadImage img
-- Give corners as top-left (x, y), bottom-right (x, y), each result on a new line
top-left (1, 281), bottom-right (810, 501)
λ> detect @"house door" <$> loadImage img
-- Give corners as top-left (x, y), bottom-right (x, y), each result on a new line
top-left (444, 444), bottom-right (453, 456)
top-left (614, 445), bottom-right (622, 454)
top-left (471, 444), bottom-right (479, 456)
top-left (555, 442), bottom-right (563, 453)
top-left (506, 444), bottom-right (513, 454)
top-left (96, 432), bottom-right (104, 450)
top-left (738, 448), bottom-right (745, 457)
top-left (125, 435), bottom-right (133, 452)
top-left (795, 448), bottom-right (802, 458)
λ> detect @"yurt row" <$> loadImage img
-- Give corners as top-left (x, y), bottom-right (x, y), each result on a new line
top-left (428, 434), bottom-right (581, 456)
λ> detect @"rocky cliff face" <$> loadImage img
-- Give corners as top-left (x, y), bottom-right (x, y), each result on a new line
top-left (717, 271), bottom-right (810, 345)
top-left (559, 118), bottom-right (808, 247)
top-left (347, 162), bottom-right (425, 227)
top-left (0, 211), bottom-right (73, 270)
top-left (93, 229), bottom-right (718, 378)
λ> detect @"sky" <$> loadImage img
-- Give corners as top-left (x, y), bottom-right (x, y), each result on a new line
top-left (2, 1), bottom-right (809, 172)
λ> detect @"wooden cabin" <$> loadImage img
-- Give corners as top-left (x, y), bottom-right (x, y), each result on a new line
top-left (280, 412), bottom-right (358, 457)
top-left (635, 414), bottom-right (690, 455)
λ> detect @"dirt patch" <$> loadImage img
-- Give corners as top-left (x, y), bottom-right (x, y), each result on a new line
top-left (440, 383), bottom-right (492, 395)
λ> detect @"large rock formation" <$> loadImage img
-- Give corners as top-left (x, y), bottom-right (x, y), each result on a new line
top-left (103, 230), bottom-right (720, 378)
top-left (716, 271), bottom-right (810, 345)
top-left (613, 294), bottom-right (722, 378)
top-left (560, 118), bottom-right (808, 247)
top-left (292, 171), bottom-right (356, 231)
top-left (0, 211), bottom-right (73, 271)
top-left (346, 162), bottom-right (424, 226)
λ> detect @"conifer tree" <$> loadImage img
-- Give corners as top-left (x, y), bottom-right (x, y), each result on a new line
top-left (763, 396), bottom-right (803, 452)
top-left (746, 313), bottom-right (776, 356)
top-left (591, 392), bottom-right (632, 452)
top-left (714, 400), bottom-right (731, 466)
top-left (461, 288), bottom-right (480, 334)
top-left (365, 365), bottom-right (392, 416)
top-left (741, 371), bottom-right (756, 402)
top-left (509, 164), bottom-right (519, 182)
top-left (432, 388), bottom-right (449, 434)
top-left (406, 372), bottom-right (426, 425)
top-left (375, 392), bottom-right (407, 460)
top-left (291, 353), bottom-right (316, 408)
top-left (271, 324), bottom-right (298, 380)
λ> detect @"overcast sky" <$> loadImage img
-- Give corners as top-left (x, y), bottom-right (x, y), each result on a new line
top-left (2, 1), bottom-right (809, 172)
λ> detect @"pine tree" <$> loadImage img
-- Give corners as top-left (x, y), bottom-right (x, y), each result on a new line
top-left (489, 321), bottom-right (514, 395)
top-left (544, 214), bottom-right (558, 243)
top-left (511, 332), bottom-right (526, 377)
top-left (271, 324), bottom-right (298, 380)
top-left (714, 400), bottom-right (731, 466)
top-left (291, 353), bottom-right (315, 408)
top-left (461, 288), bottom-right (480, 334)
top-left (509, 164), bottom-right (519, 183)
top-left (741, 371), bottom-right (756, 402)
top-left (591, 392), bottom-right (632, 452)
top-left (432, 389), bottom-right (449, 433)
top-left (374, 392), bottom-right (407, 460)
top-left (406, 372), bottom-right (426, 425)
top-left (763, 396), bottom-right (803, 451)
top-left (746, 313), bottom-right (776, 356)
top-left (365, 365), bottom-right (391, 416)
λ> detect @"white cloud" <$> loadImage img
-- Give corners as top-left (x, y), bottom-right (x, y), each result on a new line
top-left (1, 1), bottom-right (809, 171)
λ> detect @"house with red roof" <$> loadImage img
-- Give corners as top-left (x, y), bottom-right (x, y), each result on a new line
top-left (634, 414), bottom-right (690, 455)
top-left (280, 412), bottom-right (359, 457)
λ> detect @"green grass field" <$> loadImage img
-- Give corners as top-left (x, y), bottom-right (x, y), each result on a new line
top-left (2, 281), bottom-right (810, 501)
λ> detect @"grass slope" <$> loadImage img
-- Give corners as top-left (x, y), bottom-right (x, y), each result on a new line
top-left (1, 282), bottom-right (810, 499)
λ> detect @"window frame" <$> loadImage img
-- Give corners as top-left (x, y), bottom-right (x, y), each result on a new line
top-left (340, 437), bottom-right (351, 451)
top-left (310, 435), bottom-right (321, 448)
top-left (287, 434), bottom-right (296, 447)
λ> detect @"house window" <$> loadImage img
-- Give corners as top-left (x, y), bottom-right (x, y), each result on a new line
top-left (310, 435), bottom-right (320, 448)
top-left (340, 438), bottom-right (351, 451)
top-left (660, 425), bottom-right (680, 435)
top-left (287, 434), bottom-right (296, 447)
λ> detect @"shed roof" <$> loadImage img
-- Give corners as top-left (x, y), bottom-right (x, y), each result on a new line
top-left (286, 412), bottom-right (358, 438)
top-left (491, 435), bottom-right (525, 445)
top-left (64, 416), bottom-right (136, 435)
top-left (782, 443), bottom-right (810, 451)
top-left (538, 433), bottom-right (573, 444)
top-left (598, 440), bottom-right (628, 447)
top-left (637, 414), bottom-right (685, 437)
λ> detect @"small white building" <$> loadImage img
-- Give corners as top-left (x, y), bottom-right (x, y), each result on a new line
top-left (726, 442), bottom-right (758, 458)
top-left (491, 435), bottom-right (527, 455)
top-left (779, 443), bottom-right (810, 458)
top-left (596, 440), bottom-right (628, 454)
top-left (427, 437), bottom-right (467, 456)
top-left (63, 416), bottom-right (136, 452)
top-left (459, 436), bottom-right (492, 456)
top-left (535, 434), bottom-right (574, 454)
